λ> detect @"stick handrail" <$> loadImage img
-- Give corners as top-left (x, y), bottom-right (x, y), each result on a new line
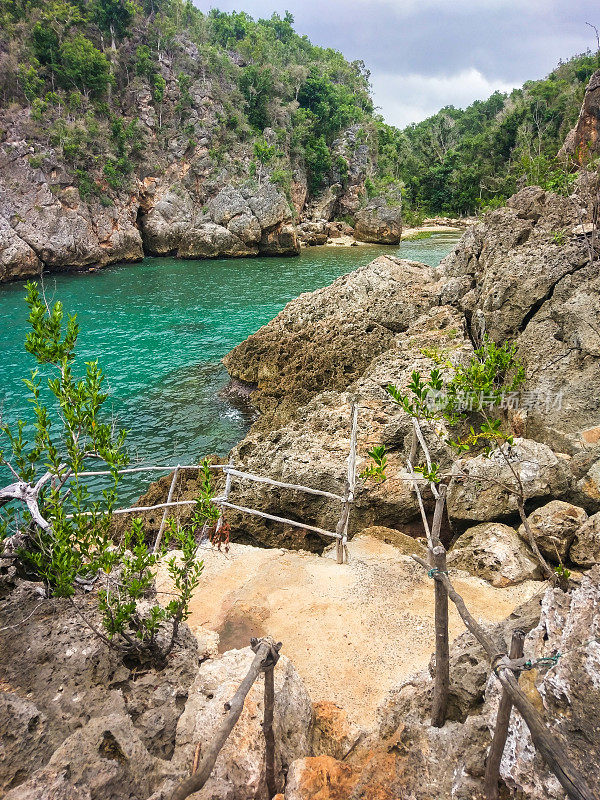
top-left (223, 466), bottom-right (345, 502)
top-left (215, 499), bottom-right (341, 539)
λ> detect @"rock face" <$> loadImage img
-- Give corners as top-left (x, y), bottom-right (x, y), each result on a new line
top-left (570, 510), bottom-right (600, 566)
top-left (517, 500), bottom-right (588, 563)
top-left (560, 69), bottom-right (600, 163)
top-left (172, 648), bottom-right (313, 799)
top-left (448, 522), bottom-right (541, 586)
top-left (438, 176), bottom-right (600, 461)
top-left (0, 142), bottom-right (144, 281)
top-left (354, 197), bottom-right (402, 243)
top-left (447, 439), bottom-right (569, 523)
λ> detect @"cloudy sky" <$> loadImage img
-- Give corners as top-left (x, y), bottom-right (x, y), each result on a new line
top-left (199, 0), bottom-right (599, 127)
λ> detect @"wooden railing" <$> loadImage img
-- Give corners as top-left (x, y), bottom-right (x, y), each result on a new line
top-left (169, 636), bottom-right (282, 800)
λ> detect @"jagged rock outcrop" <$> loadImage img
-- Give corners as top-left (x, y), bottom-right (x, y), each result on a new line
top-left (0, 576), bottom-right (199, 796)
top-left (354, 197), bottom-right (402, 244)
top-left (448, 522), bottom-right (541, 586)
top-left (438, 177), bottom-right (600, 462)
top-left (560, 69), bottom-right (600, 163)
top-left (223, 256), bottom-right (443, 427)
top-left (446, 439), bottom-right (570, 523)
top-left (222, 287), bottom-right (471, 547)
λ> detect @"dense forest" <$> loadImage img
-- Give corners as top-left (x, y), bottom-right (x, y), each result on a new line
top-left (0, 0), bottom-right (598, 218)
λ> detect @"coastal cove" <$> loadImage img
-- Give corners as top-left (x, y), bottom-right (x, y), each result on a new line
top-left (0, 233), bottom-right (459, 502)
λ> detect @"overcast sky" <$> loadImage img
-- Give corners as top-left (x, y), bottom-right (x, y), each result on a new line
top-left (198, 0), bottom-right (599, 127)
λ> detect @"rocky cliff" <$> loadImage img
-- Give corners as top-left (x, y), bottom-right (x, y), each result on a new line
top-left (0, 7), bottom-right (402, 283)
top-left (215, 171), bottom-right (600, 551)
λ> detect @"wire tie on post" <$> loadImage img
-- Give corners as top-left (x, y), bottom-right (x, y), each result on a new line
top-left (427, 567), bottom-right (448, 578)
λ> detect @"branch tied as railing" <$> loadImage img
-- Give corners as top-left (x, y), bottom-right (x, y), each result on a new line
top-left (169, 636), bottom-right (282, 800)
top-left (413, 554), bottom-right (597, 800)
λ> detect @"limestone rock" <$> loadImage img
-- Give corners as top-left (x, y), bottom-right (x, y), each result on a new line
top-left (0, 695), bottom-right (52, 794)
top-left (0, 578), bottom-right (198, 790)
top-left (570, 510), bottom-right (600, 566)
top-left (447, 439), bottom-right (569, 522)
top-left (438, 175), bottom-right (600, 457)
top-left (223, 256), bottom-right (441, 425)
top-left (172, 647), bottom-right (313, 799)
top-left (517, 500), bottom-right (588, 563)
top-left (358, 525), bottom-right (427, 556)
top-left (4, 714), bottom-right (180, 800)
top-left (177, 222), bottom-right (256, 258)
top-left (0, 215), bottom-right (41, 282)
top-left (559, 69), bottom-right (600, 163)
top-left (259, 222), bottom-right (299, 255)
top-left (311, 702), bottom-right (363, 761)
top-left (138, 183), bottom-right (195, 255)
top-left (448, 522), bottom-right (541, 586)
top-left (0, 143), bottom-right (143, 278)
top-left (245, 182), bottom-right (291, 229)
top-left (354, 197), bottom-right (402, 244)
top-left (483, 567), bottom-right (600, 800)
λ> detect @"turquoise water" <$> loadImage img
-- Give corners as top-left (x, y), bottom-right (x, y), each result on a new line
top-left (0, 234), bottom-right (459, 501)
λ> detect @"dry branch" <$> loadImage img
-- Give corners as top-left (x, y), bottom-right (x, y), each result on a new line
top-left (169, 638), bottom-right (279, 800)
top-left (413, 556), bottom-right (596, 800)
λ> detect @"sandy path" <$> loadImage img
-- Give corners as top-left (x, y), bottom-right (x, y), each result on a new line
top-left (158, 534), bottom-right (541, 726)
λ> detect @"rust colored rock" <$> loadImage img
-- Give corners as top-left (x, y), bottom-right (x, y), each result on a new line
top-left (561, 69), bottom-right (600, 164)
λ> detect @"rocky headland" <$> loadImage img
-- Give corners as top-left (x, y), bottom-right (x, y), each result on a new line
top-left (3, 16), bottom-right (600, 800)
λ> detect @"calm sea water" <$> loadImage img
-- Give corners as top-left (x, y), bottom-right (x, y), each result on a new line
top-left (0, 234), bottom-right (459, 501)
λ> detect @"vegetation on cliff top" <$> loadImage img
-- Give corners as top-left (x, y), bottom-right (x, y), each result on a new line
top-left (0, 0), bottom-right (598, 216)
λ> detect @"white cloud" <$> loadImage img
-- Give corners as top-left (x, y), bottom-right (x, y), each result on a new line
top-left (371, 68), bottom-right (519, 128)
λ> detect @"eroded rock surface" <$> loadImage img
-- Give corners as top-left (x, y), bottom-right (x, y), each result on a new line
top-left (448, 522), bottom-right (541, 586)
top-left (172, 648), bottom-right (313, 799)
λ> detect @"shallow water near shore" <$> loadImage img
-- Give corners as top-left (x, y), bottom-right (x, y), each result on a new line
top-left (0, 233), bottom-right (459, 501)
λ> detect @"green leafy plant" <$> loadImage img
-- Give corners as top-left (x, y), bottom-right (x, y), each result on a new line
top-left (551, 228), bottom-right (568, 245)
top-left (360, 444), bottom-right (388, 483)
top-left (0, 284), bottom-right (208, 664)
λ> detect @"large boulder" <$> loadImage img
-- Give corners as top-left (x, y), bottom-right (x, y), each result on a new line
top-left (177, 222), bottom-right (257, 258)
top-left (354, 197), bottom-right (402, 244)
top-left (448, 522), bottom-right (541, 586)
top-left (223, 256), bottom-right (443, 426)
top-left (447, 439), bottom-right (570, 522)
top-left (172, 647), bottom-right (313, 799)
top-left (517, 500), bottom-right (588, 563)
top-left (570, 510), bottom-right (600, 566)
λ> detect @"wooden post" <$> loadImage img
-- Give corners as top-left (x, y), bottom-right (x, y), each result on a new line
top-left (430, 485), bottom-right (449, 727)
top-left (412, 555), bottom-right (597, 800)
top-left (261, 638), bottom-right (281, 799)
top-left (485, 628), bottom-right (526, 800)
top-left (169, 637), bottom-right (281, 800)
top-left (153, 465), bottom-right (180, 553)
top-left (336, 403), bottom-right (358, 564)
top-left (213, 457), bottom-right (234, 542)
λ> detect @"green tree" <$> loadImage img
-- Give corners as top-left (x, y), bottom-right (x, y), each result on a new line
top-left (59, 34), bottom-right (111, 97)
top-left (304, 134), bottom-right (331, 193)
